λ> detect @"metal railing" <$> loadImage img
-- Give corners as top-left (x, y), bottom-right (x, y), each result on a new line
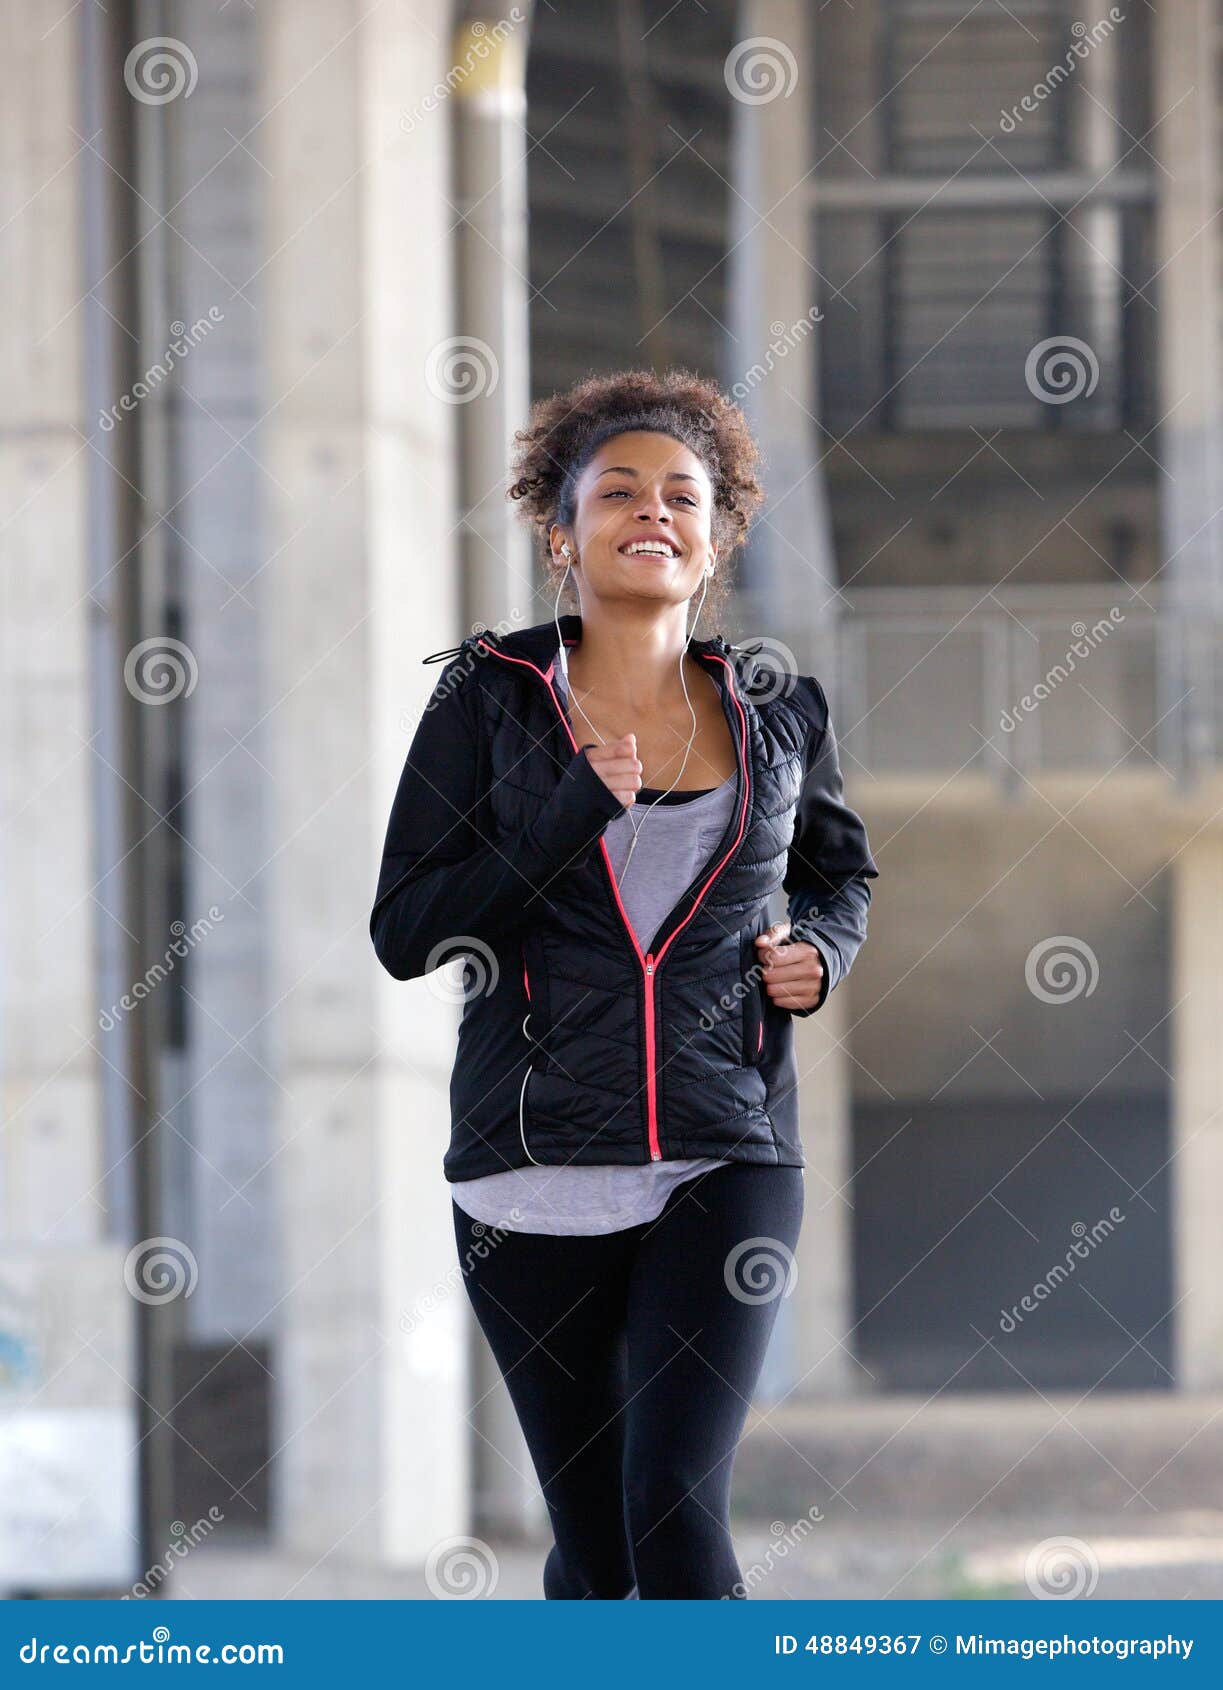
top-left (829, 587), bottom-right (1218, 791)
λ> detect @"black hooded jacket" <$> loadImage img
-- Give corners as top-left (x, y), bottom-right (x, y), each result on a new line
top-left (370, 614), bottom-right (880, 1181)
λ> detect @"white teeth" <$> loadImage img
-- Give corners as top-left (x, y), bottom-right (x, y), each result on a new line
top-left (623, 542), bottom-right (676, 557)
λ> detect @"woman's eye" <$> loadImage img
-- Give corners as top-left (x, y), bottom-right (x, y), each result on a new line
top-left (603, 489), bottom-right (698, 506)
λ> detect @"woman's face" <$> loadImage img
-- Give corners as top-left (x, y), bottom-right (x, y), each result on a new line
top-left (551, 430), bottom-right (717, 607)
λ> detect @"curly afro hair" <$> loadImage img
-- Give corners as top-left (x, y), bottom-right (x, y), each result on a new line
top-left (506, 367), bottom-right (765, 622)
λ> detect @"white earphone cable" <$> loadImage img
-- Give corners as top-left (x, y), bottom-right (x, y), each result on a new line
top-left (553, 542), bottom-right (716, 885)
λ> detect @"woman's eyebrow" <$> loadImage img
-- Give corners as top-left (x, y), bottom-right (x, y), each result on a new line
top-left (594, 466), bottom-right (701, 484)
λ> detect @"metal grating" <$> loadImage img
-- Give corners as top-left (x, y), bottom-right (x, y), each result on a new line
top-left (816, 0), bottom-right (1152, 431)
top-left (525, 0), bottom-right (741, 395)
top-left (885, 0), bottom-right (1069, 175)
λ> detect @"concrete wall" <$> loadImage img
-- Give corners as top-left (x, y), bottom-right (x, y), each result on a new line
top-left (0, 1), bottom-right (135, 1591)
top-left (257, 0), bottom-right (469, 1563)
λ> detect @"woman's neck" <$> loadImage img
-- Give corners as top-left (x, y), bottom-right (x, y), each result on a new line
top-left (563, 612), bottom-right (699, 713)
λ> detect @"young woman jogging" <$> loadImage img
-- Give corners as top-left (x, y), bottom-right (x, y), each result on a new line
top-left (370, 368), bottom-right (880, 1599)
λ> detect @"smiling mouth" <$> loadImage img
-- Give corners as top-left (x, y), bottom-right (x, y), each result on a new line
top-left (619, 542), bottom-right (681, 559)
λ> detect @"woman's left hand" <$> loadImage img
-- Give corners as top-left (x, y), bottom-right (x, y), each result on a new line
top-left (754, 920), bottom-right (825, 1012)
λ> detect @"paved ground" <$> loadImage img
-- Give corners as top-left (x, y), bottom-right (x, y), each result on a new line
top-left (152, 1507), bottom-right (1223, 1602)
top-left (105, 1393), bottom-right (1223, 1602)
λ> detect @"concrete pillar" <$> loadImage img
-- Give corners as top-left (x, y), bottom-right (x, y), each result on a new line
top-left (1170, 834), bottom-right (1223, 1388)
top-left (726, 0), bottom-right (839, 681)
top-left (0, 3), bottom-right (135, 1588)
top-left (453, 7), bottom-right (537, 631)
top-left (726, 0), bottom-right (856, 1395)
top-left (1063, 12), bottom-right (1124, 424)
top-left (780, 987), bottom-right (857, 1399)
top-left (452, 5), bottom-right (543, 1538)
top-left (258, 0), bottom-right (468, 1564)
top-left (1153, 0), bottom-right (1223, 778)
top-left (155, 0), bottom-right (279, 1344)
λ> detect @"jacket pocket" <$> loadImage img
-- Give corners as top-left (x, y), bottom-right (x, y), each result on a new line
top-left (520, 933), bottom-right (554, 1073)
top-left (740, 927), bottom-right (766, 1066)
top-left (517, 1063), bottom-right (546, 1166)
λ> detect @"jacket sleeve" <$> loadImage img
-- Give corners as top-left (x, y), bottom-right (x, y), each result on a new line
top-left (370, 662), bottom-right (627, 982)
top-left (781, 674), bottom-right (880, 1015)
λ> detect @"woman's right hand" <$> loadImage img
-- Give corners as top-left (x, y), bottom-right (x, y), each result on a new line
top-left (585, 733), bottom-right (642, 807)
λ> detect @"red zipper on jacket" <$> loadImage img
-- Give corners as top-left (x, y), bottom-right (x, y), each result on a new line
top-left (480, 640), bottom-right (750, 1161)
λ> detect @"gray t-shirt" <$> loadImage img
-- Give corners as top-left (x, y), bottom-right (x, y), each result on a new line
top-left (451, 665), bottom-right (736, 1235)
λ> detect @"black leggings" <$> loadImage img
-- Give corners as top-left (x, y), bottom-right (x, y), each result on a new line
top-left (451, 1160), bottom-right (804, 1600)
